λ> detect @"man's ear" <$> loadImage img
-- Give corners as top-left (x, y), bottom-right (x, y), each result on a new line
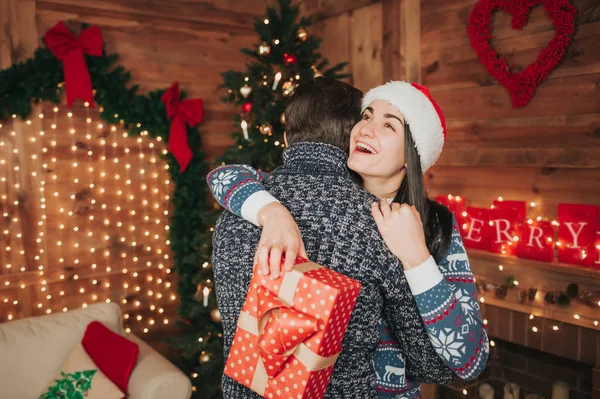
top-left (284, 132), bottom-right (288, 147)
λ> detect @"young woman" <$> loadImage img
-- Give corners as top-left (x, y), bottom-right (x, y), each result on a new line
top-left (207, 81), bottom-right (489, 398)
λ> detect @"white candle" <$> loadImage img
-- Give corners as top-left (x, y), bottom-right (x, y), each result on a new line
top-left (504, 382), bottom-right (520, 399)
top-left (240, 120), bottom-right (249, 140)
top-left (552, 381), bottom-right (569, 399)
top-left (272, 72), bottom-right (282, 90)
top-left (203, 287), bottom-right (210, 307)
top-left (478, 383), bottom-right (494, 399)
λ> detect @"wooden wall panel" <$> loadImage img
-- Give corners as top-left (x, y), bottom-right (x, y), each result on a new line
top-left (312, 12), bottom-right (353, 84)
top-left (350, 3), bottom-right (384, 92)
top-left (426, 166), bottom-right (600, 219)
top-left (303, 0), bottom-right (379, 19)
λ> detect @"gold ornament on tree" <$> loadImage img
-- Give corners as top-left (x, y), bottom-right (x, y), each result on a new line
top-left (210, 308), bottom-right (221, 322)
top-left (282, 81), bottom-right (296, 97)
top-left (296, 28), bottom-right (308, 42)
top-left (280, 113), bottom-right (286, 124)
top-left (312, 65), bottom-right (323, 78)
top-left (239, 84), bottom-right (252, 98)
top-left (258, 42), bottom-right (271, 55)
top-left (259, 123), bottom-right (273, 136)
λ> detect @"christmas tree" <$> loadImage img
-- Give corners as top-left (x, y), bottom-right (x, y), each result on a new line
top-left (218, 0), bottom-right (349, 170)
top-left (171, 1), bottom-right (349, 398)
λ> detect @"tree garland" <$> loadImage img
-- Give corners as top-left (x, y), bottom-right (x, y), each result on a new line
top-left (0, 27), bottom-right (221, 387)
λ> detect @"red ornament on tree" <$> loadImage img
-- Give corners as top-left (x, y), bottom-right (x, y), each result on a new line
top-left (468, 0), bottom-right (576, 108)
top-left (283, 53), bottom-right (297, 65)
top-left (242, 102), bottom-right (253, 113)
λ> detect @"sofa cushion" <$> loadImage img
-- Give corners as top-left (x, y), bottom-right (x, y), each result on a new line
top-left (0, 303), bottom-right (122, 399)
top-left (40, 343), bottom-right (124, 399)
top-left (82, 321), bottom-right (139, 392)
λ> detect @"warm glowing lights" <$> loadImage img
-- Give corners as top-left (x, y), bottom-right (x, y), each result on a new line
top-left (1, 106), bottom-right (175, 334)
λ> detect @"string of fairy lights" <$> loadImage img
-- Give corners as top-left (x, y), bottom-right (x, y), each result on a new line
top-left (0, 103), bottom-right (176, 332)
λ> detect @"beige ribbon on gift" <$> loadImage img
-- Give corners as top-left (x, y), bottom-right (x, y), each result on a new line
top-left (237, 261), bottom-right (340, 396)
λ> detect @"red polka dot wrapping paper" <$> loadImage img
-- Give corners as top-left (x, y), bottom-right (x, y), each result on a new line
top-left (224, 258), bottom-right (362, 399)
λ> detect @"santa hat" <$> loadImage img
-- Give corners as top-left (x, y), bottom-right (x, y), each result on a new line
top-left (361, 81), bottom-right (446, 173)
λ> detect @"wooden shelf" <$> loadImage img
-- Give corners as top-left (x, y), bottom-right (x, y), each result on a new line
top-left (468, 249), bottom-right (600, 280)
top-left (467, 249), bottom-right (600, 331)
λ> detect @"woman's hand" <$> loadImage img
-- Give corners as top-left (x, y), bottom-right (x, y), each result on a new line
top-left (371, 201), bottom-right (431, 270)
top-left (255, 202), bottom-right (308, 279)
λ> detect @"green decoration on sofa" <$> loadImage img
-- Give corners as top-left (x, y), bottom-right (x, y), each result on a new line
top-left (40, 370), bottom-right (97, 399)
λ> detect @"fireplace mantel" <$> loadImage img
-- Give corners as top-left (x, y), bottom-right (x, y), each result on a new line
top-left (468, 249), bottom-right (600, 332)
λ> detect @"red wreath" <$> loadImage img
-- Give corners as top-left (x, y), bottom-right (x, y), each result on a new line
top-left (468, 0), bottom-right (576, 108)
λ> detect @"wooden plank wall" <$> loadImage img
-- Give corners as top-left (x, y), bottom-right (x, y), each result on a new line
top-left (0, 0), bottom-right (265, 330)
top-left (305, 0), bottom-right (600, 219)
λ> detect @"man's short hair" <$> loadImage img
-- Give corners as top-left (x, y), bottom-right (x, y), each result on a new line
top-left (284, 77), bottom-right (362, 154)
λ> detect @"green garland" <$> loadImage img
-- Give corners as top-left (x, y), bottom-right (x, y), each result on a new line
top-left (0, 27), bottom-right (220, 395)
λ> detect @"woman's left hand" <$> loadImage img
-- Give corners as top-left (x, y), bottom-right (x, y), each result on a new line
top-left (371, 201), bottom-right (431, 270)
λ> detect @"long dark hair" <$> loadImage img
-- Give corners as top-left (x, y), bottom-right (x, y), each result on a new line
top-left (391, 124), bottom-right (453, 262)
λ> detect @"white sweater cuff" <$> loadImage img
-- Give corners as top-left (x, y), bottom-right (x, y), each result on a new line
top-left (404, 255), bottom-right (444, 295)
top-left (240, 191), bottom-right (280, 227)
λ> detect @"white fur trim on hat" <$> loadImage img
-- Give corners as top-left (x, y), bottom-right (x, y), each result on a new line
top-left (361, 81), bottom-right (444, 173)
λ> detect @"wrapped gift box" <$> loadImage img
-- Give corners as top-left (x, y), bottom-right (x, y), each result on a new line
top-left (224, 257), bottom-right (361, 399)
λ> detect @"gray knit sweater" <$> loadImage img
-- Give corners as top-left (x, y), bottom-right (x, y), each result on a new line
top-left (211, 142), bottom-right (453, 398)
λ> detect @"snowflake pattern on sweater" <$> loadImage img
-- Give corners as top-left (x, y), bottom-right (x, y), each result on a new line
top-left (206, 164), bottom-right (489, 398)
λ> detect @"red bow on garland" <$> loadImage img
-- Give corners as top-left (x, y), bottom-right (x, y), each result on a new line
top-left (161, 82), bottom-right (204, 172)
top-left (44, 22), bottom-right (103, 108)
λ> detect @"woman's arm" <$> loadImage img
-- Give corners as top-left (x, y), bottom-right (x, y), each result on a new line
top-left (376, 237), bottom-right (454, 384)
top-left (404, 217), bottom-right (489, 380)
top-left (206, 164), bottom-right (278, 226)
top-left (206, 164), bottom-right (307, 276)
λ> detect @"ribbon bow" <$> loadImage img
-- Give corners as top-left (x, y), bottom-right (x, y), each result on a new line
top-left (256, 292), bottom-right (319, 377)
top-left (161, 82), bottom-right (204, 172)
top-left (44, 22), bottom-right (103, 108)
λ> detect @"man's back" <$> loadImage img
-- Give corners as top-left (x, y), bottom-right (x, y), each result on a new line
top-left (212, 143), bottom-right (450, 398)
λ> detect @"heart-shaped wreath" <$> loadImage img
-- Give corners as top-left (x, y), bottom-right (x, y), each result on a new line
top-left (468, 0), bottom-right (577, 108)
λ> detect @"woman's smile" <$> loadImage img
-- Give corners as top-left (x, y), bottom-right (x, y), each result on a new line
top-left (353, 140), bottom-right (378, 155)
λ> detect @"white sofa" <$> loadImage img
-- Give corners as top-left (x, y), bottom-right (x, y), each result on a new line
top-left (0, 302), bottom-right (192, 399)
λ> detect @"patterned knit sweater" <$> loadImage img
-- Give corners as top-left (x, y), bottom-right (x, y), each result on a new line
top-left (211, 143), bottom-right (455, 399)
top-left (208, 144), bottom-right (489, 398)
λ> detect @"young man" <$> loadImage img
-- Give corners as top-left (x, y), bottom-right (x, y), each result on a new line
top-left (211, 77), bottom-right (452, 398)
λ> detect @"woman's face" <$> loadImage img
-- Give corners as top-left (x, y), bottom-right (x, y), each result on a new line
top-left (347, 100), bottom-right (406, 182)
